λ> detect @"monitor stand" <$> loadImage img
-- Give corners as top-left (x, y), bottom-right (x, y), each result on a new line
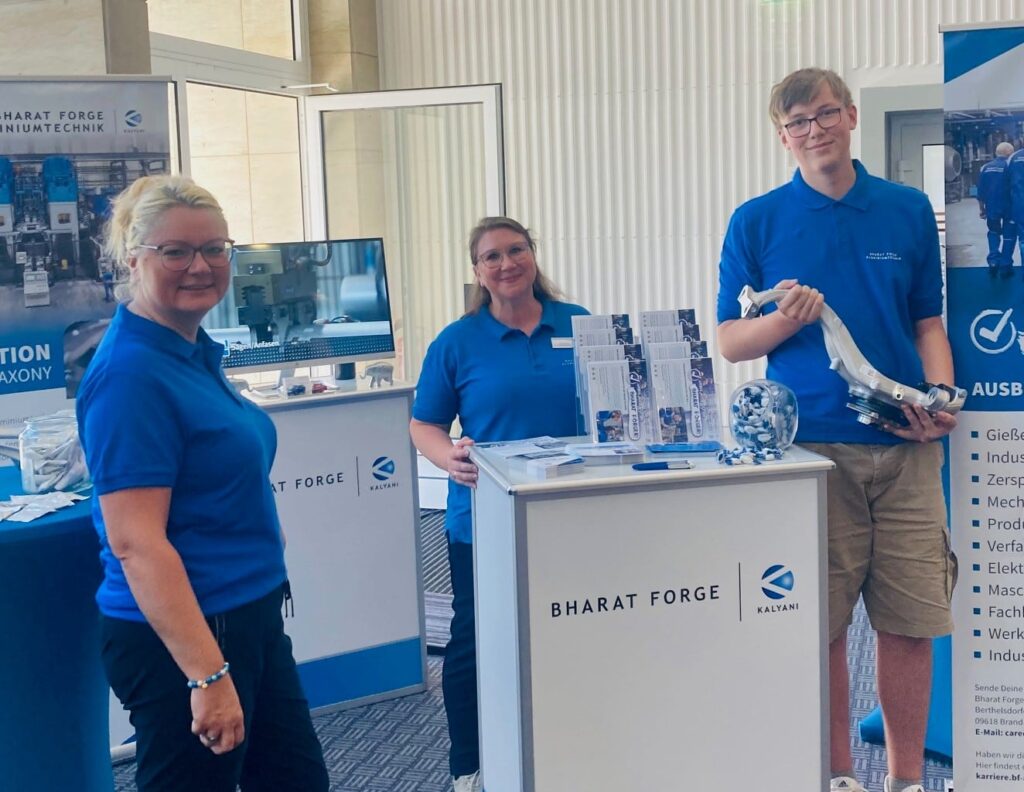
top-left (333, 362), bottom-right (357, 392)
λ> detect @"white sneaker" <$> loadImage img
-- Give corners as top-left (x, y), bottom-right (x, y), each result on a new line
top-left (831, 777), bottom-right (867, 792)
top-left (884, 778), bottom-right (925, 792)
top-left (453, 771), bottom-right (482, 792)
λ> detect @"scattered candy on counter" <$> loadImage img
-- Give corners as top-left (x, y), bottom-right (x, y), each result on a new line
top-left (717, 446), bottom-right (785, 466)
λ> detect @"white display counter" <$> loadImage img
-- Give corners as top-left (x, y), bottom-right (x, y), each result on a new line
top-left (259, 383), bottom-right (427, 710)
top-left (109, 381), bottom-right (426, 746)
top-left (470, 443), bottom-right (833, 791)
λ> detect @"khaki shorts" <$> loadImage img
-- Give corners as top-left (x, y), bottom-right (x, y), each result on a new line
top-left (802, 441), bottom-right (957, 643)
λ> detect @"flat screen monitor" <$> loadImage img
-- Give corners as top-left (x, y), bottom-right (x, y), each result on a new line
top-left (203, 237), bottom-right (395, 374)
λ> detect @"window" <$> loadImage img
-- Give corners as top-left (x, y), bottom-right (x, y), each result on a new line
top-left (184, 84), bottom-right (304, 245)
top-left (148, 0), bottom-right (296, 60)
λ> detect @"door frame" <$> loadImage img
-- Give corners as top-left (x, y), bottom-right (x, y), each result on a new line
top-left (301, 84), bottom-right (505, 240)
top-left (859, 83), bottom-right (943, 177)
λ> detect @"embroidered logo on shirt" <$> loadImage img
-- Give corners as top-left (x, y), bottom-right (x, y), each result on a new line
top-left (865, 251), bottom-right (903, 262)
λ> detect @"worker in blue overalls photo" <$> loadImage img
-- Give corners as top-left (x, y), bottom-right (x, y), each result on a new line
top-left (977, 141), bottom-right (1016, 276)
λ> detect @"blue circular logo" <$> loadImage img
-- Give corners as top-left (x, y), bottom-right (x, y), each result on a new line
top-left (371, 456), bottom-right (395, 481)
top-left (761, 564), bottom-right (795, 600)
top-left (124, 110), bottom-right (143, 128)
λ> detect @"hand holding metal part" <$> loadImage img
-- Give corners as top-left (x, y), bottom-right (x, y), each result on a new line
top-left (737, 285), bottom-right (966, 428)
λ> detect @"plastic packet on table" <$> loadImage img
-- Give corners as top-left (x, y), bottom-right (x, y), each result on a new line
top-left (18, 410), bottom-right (91, 494)
top-left (9, 492), bottom-right (85, 509)
top-left (5, 503), bottom-right (58, 523)
top-left (0, 503), bottom-right (24, 522)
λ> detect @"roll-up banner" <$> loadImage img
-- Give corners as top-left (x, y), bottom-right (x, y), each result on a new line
top-left (0, 78), bottom-right (170, 429)
top-left (944, 23), bottom-right (1024, 792)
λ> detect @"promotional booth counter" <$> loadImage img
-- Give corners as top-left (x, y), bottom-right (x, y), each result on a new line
top-left (469, 443), bottom-right (834, 791)
top-left (251, 382), bottom-right (427, 709)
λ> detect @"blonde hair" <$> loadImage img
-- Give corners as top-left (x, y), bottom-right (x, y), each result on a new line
top-left (104, 175), bottom-right (225, 299)
top-left (768, 68), bottom-right (853, 128)
top-left (464, 216), bottom-right (564, 315)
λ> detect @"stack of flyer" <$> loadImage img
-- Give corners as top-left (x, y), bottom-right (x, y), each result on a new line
top-left (479, 437), bottom-right (586, 480)
top-left (515, 451), bottom-right (585, 479)
top-left (638, 310), bottom-right (720, 444)
top-left (571, 309), bottom-right (722, 446)
top-left (564, 441), bottom-right (644, 465)
top-left (572, 314), bottom-right (656, 444)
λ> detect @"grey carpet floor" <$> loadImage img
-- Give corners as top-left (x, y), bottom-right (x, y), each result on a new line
top-left (111, 510), bottom-right (954, 791)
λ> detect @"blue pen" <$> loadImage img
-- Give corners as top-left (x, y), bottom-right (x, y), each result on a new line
top-left (647, 442), bottom-right (722, 453)
top-left (632, 461), bottom-right (693, 471)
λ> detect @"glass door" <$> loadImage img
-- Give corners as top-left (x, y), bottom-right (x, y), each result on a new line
top-left (303, 85), bottom-right (505, 382)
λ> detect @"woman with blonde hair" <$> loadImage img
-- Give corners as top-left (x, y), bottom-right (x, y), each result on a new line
top-left (410, 216), bottom-right (589, 792)
top-left (76, 175), bottom-right (328, 792)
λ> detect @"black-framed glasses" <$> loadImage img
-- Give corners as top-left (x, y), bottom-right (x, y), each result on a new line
top-left (135, 239), bottom-right (236, 271)
top-left (782, 106), bottom-right (844, 138)
top-left (476, 243), bottom-right (532, 269)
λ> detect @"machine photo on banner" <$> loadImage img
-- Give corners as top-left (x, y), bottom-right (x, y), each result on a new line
top-left (0, 78), bottom-right (170, 426)
top-left (944, 22), bottom-right (1024, 792)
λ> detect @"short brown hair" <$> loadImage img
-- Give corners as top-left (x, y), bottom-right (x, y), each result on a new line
top-left (768, 68), bottom-right (853, 127)
top-left (464, 216), bottom-right (564, 315)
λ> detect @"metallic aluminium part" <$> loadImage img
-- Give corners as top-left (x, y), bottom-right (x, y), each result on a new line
top-left (737, 286), bottom-right (967, 427)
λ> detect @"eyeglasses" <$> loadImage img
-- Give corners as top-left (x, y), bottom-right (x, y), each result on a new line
top-left (135, 239), bottom-right (236, 271)
top-left (782, 106), bottom-right (844, 138)
top-left (476, 243), bottom-right (532, 269)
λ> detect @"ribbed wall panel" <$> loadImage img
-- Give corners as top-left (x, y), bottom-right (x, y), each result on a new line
top-left (383, 104), bottom-right (485, 378)
top-left (379, 0), bottom-right (1024, 404)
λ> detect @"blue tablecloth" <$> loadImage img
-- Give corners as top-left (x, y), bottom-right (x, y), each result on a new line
top-left (0, 467), bottom-right (113, 792)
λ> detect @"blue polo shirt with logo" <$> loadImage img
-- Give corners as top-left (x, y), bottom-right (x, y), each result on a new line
top-left (413, 299), bottom-right (589, 544)
top-left (77, 304), bottom-right (287, 621)
top-left (717, 160), bottom-right (943, 445)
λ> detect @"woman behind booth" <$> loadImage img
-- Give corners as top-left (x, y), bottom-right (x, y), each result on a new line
top-left (410, 217), bottom-right (588, 792)
top-left (76, 176), bottom-right (328, 792)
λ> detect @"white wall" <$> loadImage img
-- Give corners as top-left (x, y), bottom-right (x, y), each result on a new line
top-left (377, 0), bottom-right (1024, 401)
top-left (0, 0), bottom-right (107, 75)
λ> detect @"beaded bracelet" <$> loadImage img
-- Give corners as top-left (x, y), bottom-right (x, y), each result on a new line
top-left (187, 662), bottom-right (230, 690)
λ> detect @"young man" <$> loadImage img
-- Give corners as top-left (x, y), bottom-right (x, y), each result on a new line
top-left (977, 141), bottom-right (1017, 274)
top-left (716, 68), bottom-right (958, 792)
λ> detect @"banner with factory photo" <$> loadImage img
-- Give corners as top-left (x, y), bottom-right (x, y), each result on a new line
top-left (944, 24), bottom-right (1024, 792)
top-left (0, 78), bottom-right (170, 437)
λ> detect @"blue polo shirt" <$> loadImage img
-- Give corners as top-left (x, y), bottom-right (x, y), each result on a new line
top-left (77, 305), bottom-right (287, 621)
top-left (1008, 149), bottom-right (1024, 223)
top-left (717, 161), bottom-right (943, 445)
top-left (413, 299), bottom-right (589, 544)
top-left (979, 156), bottom-right (1011, 218)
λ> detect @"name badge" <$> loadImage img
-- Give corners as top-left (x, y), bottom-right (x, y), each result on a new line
top-left (551, 337), bottom-right (572, 349)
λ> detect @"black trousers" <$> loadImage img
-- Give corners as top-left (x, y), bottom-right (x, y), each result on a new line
top-left (101, 585), bottom-right (329, 792)
top-left (443, 540), bottom-right (479, 777)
